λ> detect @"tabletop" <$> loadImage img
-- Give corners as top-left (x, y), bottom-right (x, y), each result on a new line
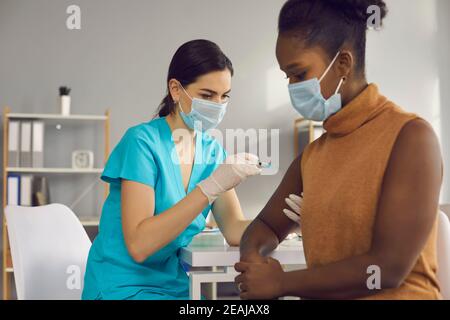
top-left (179, 230), bottom-right (306, 267)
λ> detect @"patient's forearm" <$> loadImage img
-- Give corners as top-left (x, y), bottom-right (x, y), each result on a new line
top-left (131, 187), bottom-right (208, 262)
top-left (281, 253), bottom-right (398, 300)
top-left (240, 217), bottom-right (280, 260)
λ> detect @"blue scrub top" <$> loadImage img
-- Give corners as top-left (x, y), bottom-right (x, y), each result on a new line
top-left (82, 117), bottom-right (226, 300)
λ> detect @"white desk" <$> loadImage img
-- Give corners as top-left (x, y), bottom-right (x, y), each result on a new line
top-left (180, 231), bottom-right (306, 300)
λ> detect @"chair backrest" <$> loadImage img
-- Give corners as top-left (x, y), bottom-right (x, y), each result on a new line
top-left (441, 204), bottom-right (450, 218)
top-left (437, 210), bottom-right (450, 300)
top-left (5, 204), bottom-right (92, 300)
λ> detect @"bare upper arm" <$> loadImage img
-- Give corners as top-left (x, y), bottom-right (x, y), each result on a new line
top-left (121, 179), bottom-right (155, 246)
top-left (371, 119), bottom-right (443, 283)
top-left (258, 154), bottom-right (304, 241)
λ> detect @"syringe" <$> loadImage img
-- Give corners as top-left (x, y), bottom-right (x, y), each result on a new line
top-left (258, 161), bottom-right (272, 168)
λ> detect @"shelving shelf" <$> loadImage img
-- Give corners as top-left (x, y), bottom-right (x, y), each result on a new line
top-left (2, 107), bottom-right (111, 300)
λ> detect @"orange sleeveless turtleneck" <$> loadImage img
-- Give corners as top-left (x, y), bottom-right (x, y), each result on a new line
top-left (300, 83), bottom-right (441, 300)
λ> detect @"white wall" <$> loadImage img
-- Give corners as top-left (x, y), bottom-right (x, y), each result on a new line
top-left (367, 0), bottom-right (450, 203)
top-left (0, 0), bottom-right (448, 217)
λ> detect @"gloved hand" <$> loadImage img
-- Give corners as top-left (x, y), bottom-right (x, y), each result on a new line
top-left (283, 193), bottom-right (303, 235)
top-left (198, 153), bottom-right (262, 204)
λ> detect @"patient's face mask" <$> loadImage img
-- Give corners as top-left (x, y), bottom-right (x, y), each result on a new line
top-left (288, 52), bottom-right (345, 122)
top-left (178, 83), bottom-right (228, 132)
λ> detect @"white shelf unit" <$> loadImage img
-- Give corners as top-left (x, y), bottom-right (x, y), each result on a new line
top-left (2, 107), bottom-right (111, 300)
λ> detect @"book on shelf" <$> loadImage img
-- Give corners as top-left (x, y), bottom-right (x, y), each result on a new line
top-left (32, 121), bottom-right (44, 167)
top-left (19, 121), bottom-right (32, 167)
top-left (6, 174), bottom-right (50, 206)
top-left (9, 120), bottom-right (45, 168)
top-left (7, 174), bottom-right (20, 205)
top-left (8, 121), bottom-right (20, 167)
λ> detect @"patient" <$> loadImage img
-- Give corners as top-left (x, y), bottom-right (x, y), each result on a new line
top-left (235, 0), bottom-right (443, 300)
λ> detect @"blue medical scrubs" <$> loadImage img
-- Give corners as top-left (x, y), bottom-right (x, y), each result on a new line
top-left (82, 117), bottom-right (226, 300)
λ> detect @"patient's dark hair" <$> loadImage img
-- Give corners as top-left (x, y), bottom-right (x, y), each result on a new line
top-left (156, 39), bottom-right (233, 118)
top-left (278, 0), bottom-right (388, 75)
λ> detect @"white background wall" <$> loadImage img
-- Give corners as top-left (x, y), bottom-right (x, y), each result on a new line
top-left (0, 0), bottom-right (449, 297)
top-left (368, 0), bottom-right (450, 204)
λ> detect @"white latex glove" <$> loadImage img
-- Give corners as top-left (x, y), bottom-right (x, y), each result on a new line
top-left (198, 153), bottom-right (262, 204)
top-left (283, 193), bottom-right (303, 235)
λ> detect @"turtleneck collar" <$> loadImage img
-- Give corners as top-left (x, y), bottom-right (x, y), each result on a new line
top-left (323, 83), bottom-right (389, 137)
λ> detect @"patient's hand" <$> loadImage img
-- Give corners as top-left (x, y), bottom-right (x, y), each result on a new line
top-left (239, 252), bottom-right (266, 264)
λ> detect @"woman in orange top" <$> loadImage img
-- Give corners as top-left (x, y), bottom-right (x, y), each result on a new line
top-left (236, 0), bottom-right (443, 299)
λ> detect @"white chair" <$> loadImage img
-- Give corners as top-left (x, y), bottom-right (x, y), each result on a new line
top-left (5, 204), bottom-right (92, 300)
top-left (437, 210), bottom-right (450, 300)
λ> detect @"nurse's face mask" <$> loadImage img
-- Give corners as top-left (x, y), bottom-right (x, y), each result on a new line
top-left (177, 83), bottom-right (228, 132)
top-left (288, 51), bottom-right (345, 122)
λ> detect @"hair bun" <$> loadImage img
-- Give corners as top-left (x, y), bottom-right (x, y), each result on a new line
top-left (324, 0), bottom-right (388, 25)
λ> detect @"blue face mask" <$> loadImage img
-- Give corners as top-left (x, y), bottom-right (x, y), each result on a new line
top-left (178, 84), bottom-right (228, 132)
top-left (288, 52), bottom-right (345, 122)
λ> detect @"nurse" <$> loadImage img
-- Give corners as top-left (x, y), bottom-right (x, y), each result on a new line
top-left (82, 39), bottom-right (261, 300)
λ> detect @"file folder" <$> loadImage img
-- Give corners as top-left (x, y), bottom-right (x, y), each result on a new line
top-left (7, 174), bottom-right (20, 205)
top-left (20, 121), bottom-right (32, 167)
top-left (8, 121), bottom-right (20, 167)
top-left (32, 121), bottom-right (44, 168)
top-left (20, 175), bottom-right (33, 206)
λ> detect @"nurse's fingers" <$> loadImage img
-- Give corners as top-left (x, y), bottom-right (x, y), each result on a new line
top-left (289, 194), bottom-right (303, 205)
top-left (284, 209), bottom-right (301, 224)
top-left (285, 197), bottom-right (302, 215)
top-left (228, 153), bottom-right (258, 165)
top-left (243, 153), bottom-right (259, 165)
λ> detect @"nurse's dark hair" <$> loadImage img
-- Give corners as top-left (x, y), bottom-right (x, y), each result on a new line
top-left (278, 0), bottom-right (388, 75)
top-left (156, 39), bottom-right (233, 118)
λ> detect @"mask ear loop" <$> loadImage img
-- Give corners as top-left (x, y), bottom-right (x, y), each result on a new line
top-left (176, 81), bottom-right (194, 114)
top-left (319, 51), bottom-right (341, 83)
top-left (334, 77), bottom-right (346, 95)
top-left (179, 82), bottom-right (194, 101)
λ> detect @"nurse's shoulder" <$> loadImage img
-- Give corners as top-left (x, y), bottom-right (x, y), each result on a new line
top-left (101, 119), bottom-right (164, 188)
top-left (121, 118), bottom-right (166, 148)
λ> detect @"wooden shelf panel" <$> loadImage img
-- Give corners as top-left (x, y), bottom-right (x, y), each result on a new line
top-left (6, 247), bottom-right (12, 269)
